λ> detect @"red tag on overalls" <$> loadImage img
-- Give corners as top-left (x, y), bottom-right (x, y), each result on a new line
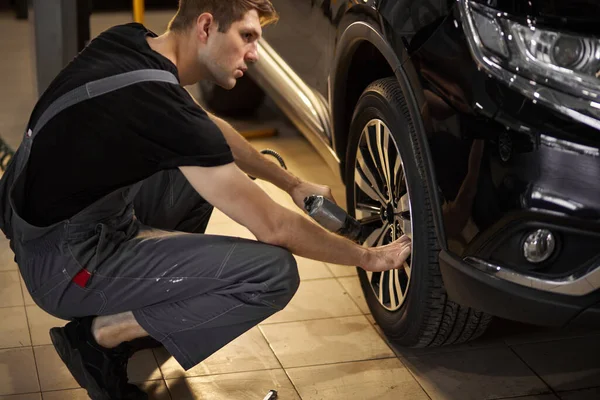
top-left (72, 269), bottom-right (91, 287)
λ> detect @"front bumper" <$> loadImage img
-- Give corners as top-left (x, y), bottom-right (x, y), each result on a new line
top-left (439, 250), bottom-right (600, 328)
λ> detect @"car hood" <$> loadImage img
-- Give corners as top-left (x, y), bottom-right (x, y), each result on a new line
top-left (472, 0), bottom-right (600, 36)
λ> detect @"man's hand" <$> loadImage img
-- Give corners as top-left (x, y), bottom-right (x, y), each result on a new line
top-left (363, 235), bottom-right (412, 272)
top-left (289, 180), bottom-right (336, 211)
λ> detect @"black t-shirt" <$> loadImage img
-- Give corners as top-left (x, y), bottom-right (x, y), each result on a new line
top-left (22, 23), bottom-right (234, 226)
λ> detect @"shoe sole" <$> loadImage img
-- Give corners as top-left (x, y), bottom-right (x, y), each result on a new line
top-left (50, 327), bottom-right (112, 400)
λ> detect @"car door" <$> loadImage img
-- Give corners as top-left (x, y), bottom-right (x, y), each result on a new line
top-left (263, 0), bottom-right (332, 99)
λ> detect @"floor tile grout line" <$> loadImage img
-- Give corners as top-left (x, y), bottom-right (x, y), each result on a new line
top-left (261, 312), bottom-right (366, 326)
top-left (21, 281), bottom-right (43, 394)
top-left (553, 386), bottom-right (600, 398)
top-left (162, 367), bottom-right (292, 381)
top-left (507, 345), bottom-right (561, 399)
top-left (490, 392), bottom-right (558, 400)
top-left (0, 345), bottom-right (37, 352)
top-left (149, 349), bottom-right (173, 400)
top-left (396, 366), bottom-right (433, 400)
top-left (283, 356), bottom-right (434, 400)
top-left (260, 313), bottom-right (371, 327)
top-left (333, 275), bottom-right (368, 315)
top-left (502, 332), bottom-right (600, 347)
top-left (255, 326), bottom-right (304, 399)
top-left (282, 355), bottom-right (404, 372)
top-left (281, 355), bottom-right (400, 371)
top-left (35, 379), bottom-right (167, 394)
top-left (161, 366), bottom-right (288, 381)
top-left (0, 390), bottom-right (42, 397)
top-left (398, 343), bottom-right (508, 359)
top-left (325, 264), bottom-right (358, 278)
top-left (0, 269), bottom-right (26, 308)
top-left (0, 304), bottom-right (26, 309)
top-left (362, 319), bottom-right (433, 400)
top-left (37, 387), bottom-right (82, 394)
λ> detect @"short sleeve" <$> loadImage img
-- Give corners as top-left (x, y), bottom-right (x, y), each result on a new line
top-left (130, 82), bottom-right (235, 170)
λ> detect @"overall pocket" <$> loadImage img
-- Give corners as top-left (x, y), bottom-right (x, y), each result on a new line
top-left (66, 226), bottom-right (103, 274)
top-left (67, 221), bottom-right (132, 278)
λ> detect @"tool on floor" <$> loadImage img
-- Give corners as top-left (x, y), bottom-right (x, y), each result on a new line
top-left (263, 389), bottom-right (278, 400)
top-left (304, 194), bottom-right (363, 242)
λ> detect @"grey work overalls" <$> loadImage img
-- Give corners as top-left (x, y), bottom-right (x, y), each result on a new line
top-left (0, 70), bottom-right (299, 370)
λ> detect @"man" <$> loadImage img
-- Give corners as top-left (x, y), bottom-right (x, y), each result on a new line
top-left (0, 0), bottom-right (411, 399)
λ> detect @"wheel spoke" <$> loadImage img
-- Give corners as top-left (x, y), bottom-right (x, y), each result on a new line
top-left (378, 270), bottom-right (385, 302)
top-left (356, 203), bottom-right (381, 215)
top-left (356, 201), bottom-right (381, 221)
top-left (377, 122), bottom-right (391, 199)
top-left (401, 217), bottom-right (412, 239)
top-left (389, 270), bottom-right (397, 309)
top-left (392, 151), bottom-right (404, 200)
top-left (364, 223), bottom-right (389, 247)
top-left (394, 269), bottom-right (403, 304)
top-left (356, 149), bottom-right (387, 203)
top-left (366, 125), bottom-right (387, 193)
top-left (355, 166), bottom-right (384, 204)
top-left (397, 193), bottom-right (410, 213)
top-left (358, 215), bottom-right (382, 225)
top-left (404, 261), bottom-right (411, 279)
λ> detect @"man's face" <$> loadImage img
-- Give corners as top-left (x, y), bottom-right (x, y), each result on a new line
top-left (202, 10), bottom-right (262, 89)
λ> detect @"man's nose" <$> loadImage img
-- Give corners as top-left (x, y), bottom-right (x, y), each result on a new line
top-left (246, 43), bottom-right (259, 64)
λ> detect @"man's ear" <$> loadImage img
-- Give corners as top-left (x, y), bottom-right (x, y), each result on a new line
top-left (196, 13), bottom-right (215, 43)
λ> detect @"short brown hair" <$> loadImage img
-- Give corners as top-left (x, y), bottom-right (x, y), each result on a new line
top-left (168, 0), bottom-right (278, 33)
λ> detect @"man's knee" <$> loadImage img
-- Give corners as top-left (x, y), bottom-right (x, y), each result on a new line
top-left (267, 247), bottom-right (300, 308)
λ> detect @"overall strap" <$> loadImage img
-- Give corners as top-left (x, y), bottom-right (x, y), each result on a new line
top-left (29, 69), bottom-right (179, 138)
top-left (11, 69), bottom-right (179, 177)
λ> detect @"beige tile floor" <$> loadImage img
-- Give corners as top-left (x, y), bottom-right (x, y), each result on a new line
top-left (1, 8), bottom-right (600, 400)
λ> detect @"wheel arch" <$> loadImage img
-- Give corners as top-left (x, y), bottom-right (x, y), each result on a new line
top-left (331, 20), bottom-right (448, 248)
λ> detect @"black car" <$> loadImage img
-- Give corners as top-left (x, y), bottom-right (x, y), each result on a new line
top-left (204, 0), bottom-right (600, 348)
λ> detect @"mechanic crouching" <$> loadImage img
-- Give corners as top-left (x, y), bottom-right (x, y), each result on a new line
top-left (0, 1), bottom-right (411, 399)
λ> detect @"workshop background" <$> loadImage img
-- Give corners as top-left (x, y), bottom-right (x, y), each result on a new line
top-left (0, 2), bottom-right (599, 400)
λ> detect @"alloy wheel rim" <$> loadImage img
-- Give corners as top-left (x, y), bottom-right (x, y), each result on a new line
top-left (353, 119), bottom-right (413, 311)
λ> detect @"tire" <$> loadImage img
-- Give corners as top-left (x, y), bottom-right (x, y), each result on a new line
top-left (198, 75), bottom-right (265, 117)
top-left (345, 77), bottom-right (492, 347)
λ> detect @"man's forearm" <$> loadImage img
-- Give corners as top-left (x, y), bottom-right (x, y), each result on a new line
top-left (209, 113), bottom-right (302, 192)
top-left (269, 207), bottom-right (372, 269)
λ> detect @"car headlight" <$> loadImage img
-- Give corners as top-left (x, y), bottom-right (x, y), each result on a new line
top-left (459, 0), bottom-right (600, 130)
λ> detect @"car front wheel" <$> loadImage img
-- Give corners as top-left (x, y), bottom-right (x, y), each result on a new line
top-left (345, 77), bottom-right (492, 347)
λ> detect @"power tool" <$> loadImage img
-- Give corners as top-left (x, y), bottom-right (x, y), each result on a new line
top-left (257, 150), bottom-right (364, 242)
top-left (304, 194), bottom-right (363, 242)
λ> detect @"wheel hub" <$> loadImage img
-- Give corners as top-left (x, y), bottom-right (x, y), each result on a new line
top-left (380, 203), bottom-right (395, 225)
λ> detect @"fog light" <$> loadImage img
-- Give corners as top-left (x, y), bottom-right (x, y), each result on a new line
top-left (523, 229), bottom-right (556, 263)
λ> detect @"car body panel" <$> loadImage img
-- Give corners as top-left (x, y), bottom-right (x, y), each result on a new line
top-left (260, 0), bottom-right (332, 99)
top-left (249, 0), bottom-right (600, 325)
top-left (411, 4), bottom-right (600, 266)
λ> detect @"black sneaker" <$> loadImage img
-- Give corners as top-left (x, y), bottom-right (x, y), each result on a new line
top-left (49, 317), bottom-right (148, 400)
